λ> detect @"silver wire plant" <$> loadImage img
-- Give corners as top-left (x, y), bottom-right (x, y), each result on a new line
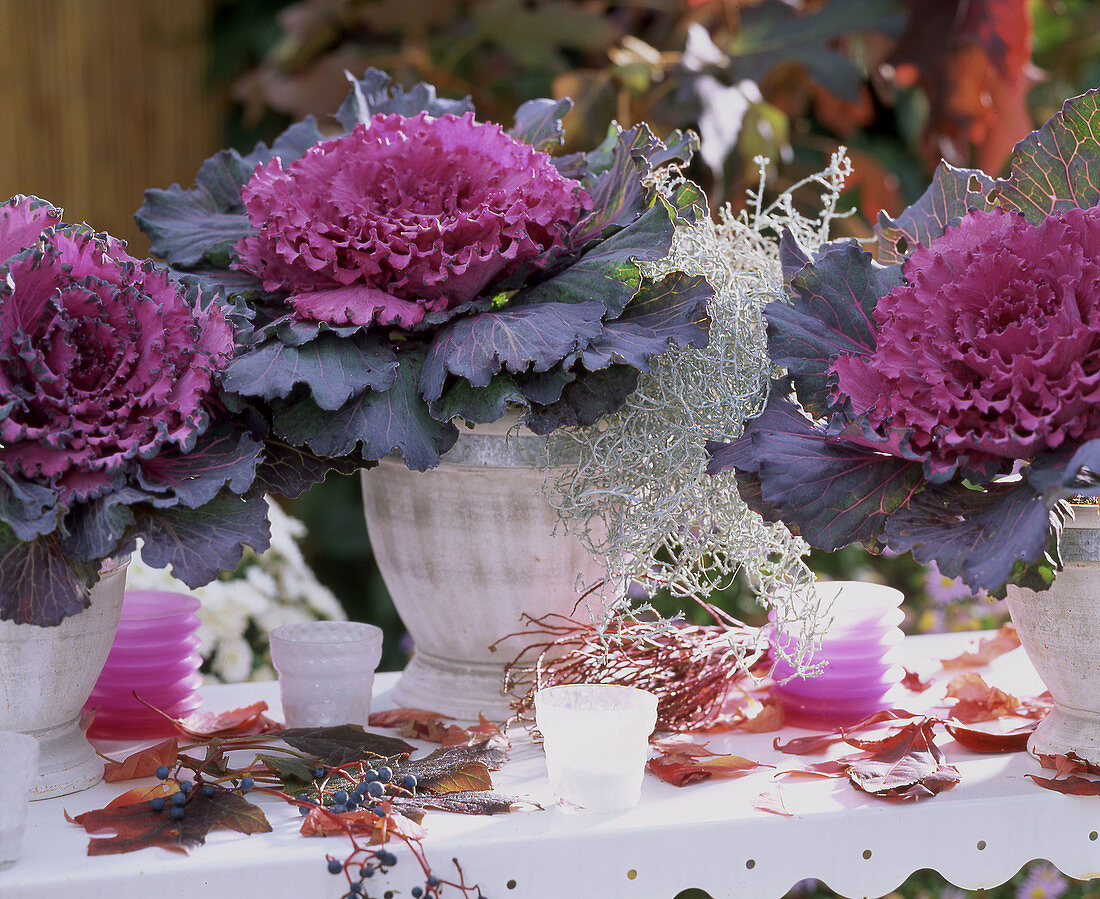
top-left (546, 150), bottom-right (857, 674)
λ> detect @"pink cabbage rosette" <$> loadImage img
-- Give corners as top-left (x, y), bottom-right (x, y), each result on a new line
top-left (234, 111), bottom-right (591, 329)
top-left (0, 196), bottom-right (234, 505)
top-left (832, 206), bottom-right (1100, 477)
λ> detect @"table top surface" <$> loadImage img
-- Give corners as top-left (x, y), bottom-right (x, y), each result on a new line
top-left (6, 631), bottom-right (1100, 899)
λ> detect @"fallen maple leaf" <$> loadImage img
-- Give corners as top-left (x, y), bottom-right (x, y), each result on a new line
top-left (939, 624), bottom-right (1021, 669)
top-left (104, 782), bottom-right (177, 810)
top-left (175, 702), bottom-right (283, 739)
top-left (1027, 774), bottom-right (1100, 796)
top-left (103, 738), bottom-right (179, 783)
top-left (647, 739), bottom-right (773, 787)
top-left (299, 806), bottom-right (427, 841)
top-left (368, 708), bottom-right (450, 728)
top-left (844, 720), bottom-right (960, 800)
top-left (943, 721), bottom-right (1034, 754)
top-left (944, 673), bottom-right (1020, 723)
top-left (902, 669), bottom-right (933, 692)
top-left (773, 710), bottom-right (917, 755)
top-left (1036, 752), bottom-right (1100, 778)
top-left (69, 790), bottom-right (271, 855)
top-left (279, 724), bottom-right (415, 766)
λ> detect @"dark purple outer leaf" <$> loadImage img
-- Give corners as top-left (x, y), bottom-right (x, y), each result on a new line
top-left (517, 200), bottom-right (675, 316)
top-left (876, 162), bottom-right (995, 263)
top-left (571, 124), bottom-right (663, 243)
top-left (222, 332), bottom-right (399, 411)
top-left (273, 351), bottom-right (458, 471)
top-left (335, 68), bottom-right (474, 131)
top-left (991, 89), bottom-right (1100, 222)
top-left (279, 724), bottom-right (415, 766)
top-left (419, 302), bottom-right (607, 403)
top-left (767, 240), bottom-right (900, 416)
top-left (58, 489), bottom-right (141, 563)
top-left (253, 441), bottom-right (366, 499)
top-left (137, 426), bottom-right (264, 509)
top-left (579, 271), bottom-right (712, 371)
top-left (515, 369), bottom-right (576, 406)
top-left (0, 535), bottom-right (98, 626)
top-left (0, 469), bottom-right (57, 541)
top-left (884, 480), bottom-right (1059, 598)
top-left (707, 392), bottom-right (923, 550)
top-left (510, 97), bottom-right (572, 153)
top-left (524, 365), bottom-right (639, 435)
top-left (134, 491), bottom-right (271, 589)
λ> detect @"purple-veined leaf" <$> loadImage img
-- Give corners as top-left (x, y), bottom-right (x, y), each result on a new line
top-left (58, 488), bottom-right (142, 563)
top-left (273, 351), bottom-right (458, 471)
top-left (876, 162), bottom-right (995, 263)
top-left (707, 392), bottom-right (922, 550)
top-left (515, 369), bottom-right (576, 406)
top-left (579, 272), bottom-right (712, 371)
top-left (134, 491), bottom-right (271, 589)
top-left (222, 332), bottom-right (398, 411)
top-left (137, 426), bottom-right (264, 509)
top-left (253, 441), bottom-right (366, 499)
top-left (279, 724), bottom-right (415, 766)
top-left (335, 68), bottom-right (474, 132)
top-left (571, 124), bottom-right (662, 243)
top-left (0, 535), bottom-right (98, 626)
top-left (767, 240), bottom-right (900, 416)
top-left (136, 119), bottom-right (324, 268)
top-left (0, 468), bottom-right (58, 541)
top-left (883, 479), bottom-right (1059, 598)
top-left (991, 89), bottom-right (1100, 222)
top-left (520, 200), bottom-right (675, 316)
top-left (419, 302), bottom-right (606, 403)
top-left (524, 365), bottom-right (639, 435)
top-left (510, 97), bottom-right (572, 153)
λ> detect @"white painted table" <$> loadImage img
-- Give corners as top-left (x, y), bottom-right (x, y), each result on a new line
top-left (6, 633), bottom-right (1100, 898)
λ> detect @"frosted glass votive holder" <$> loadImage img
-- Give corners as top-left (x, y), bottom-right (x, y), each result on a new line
top-left (535, 684), bottom-right (658, 812)
top-left (0, 731), bottom-right (38, 866)
top-left (269, 622), bottom-right (383, 728)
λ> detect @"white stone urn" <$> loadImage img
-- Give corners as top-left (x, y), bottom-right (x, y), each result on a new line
top-left (1005, 505), bottom-right (1100, 764)
top-left (0, 559), bottom-right (129, 799)
top-left (360, 415), bottom-right (606, 720)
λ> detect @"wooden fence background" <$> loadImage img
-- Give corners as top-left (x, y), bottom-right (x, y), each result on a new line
top-left (0, 0), bottom-right (223, 252)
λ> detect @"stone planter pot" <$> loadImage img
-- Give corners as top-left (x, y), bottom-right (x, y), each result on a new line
top-left (360, 416), bottom-right (606, 720)
top-left (0, 559), bottom-right (129, 799)
top-left (1005, 505), bottom-right (1100, 765)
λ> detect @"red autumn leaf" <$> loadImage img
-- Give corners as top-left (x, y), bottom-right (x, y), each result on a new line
top-left (647, 739), bottom-right (773, 787)
top-left (753, 785), bottom-right (794, 817)
top-left (944, 673), bottom-right (1020, 723)
top-left (299, 806), bottom-right (427, 842)
top-left (782, 759), bottom-right (851, 779)
top-left (902, 668), bottom-right (933, 693)
top-left (939, 624), bottom-right (1021, 669)
top-left (175, 702), bottom-right (282, 738)
top-left (773, 709), bottom-right (917, 755)
top-left (104, 782), bottom-right (177, 810)
top-left (845, 720), bottom-right (960, 800)
top-left (1027, 774), bottom-right (1100, 796)
top-left (944, 721), bottom-right (1034, 753)
top-left (419, 761), bottom-right (495, 794)
top-left (103, 738), bottom-right (180, 783)
top-left (738, 697), bottom-right (785, 733)
top-left (69, 789), bottom-right (271, 855)
top-left (888, 0), bottom-right (1035, 173)
top-left (1037, 752), bottom-right (1100, 777)
top-left (369, 708), bottom-right (452, 728)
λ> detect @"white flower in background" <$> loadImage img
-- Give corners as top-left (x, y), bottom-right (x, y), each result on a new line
top-left (127, 497), bottom-right (345, 682)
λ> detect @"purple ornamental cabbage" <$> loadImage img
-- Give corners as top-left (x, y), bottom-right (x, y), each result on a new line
top-left (234, 111), bottom-right (591, 329)
top-left (832, 206), bottom-right (1100, 476)
top-left (0, 197), bottom-right (235, 505)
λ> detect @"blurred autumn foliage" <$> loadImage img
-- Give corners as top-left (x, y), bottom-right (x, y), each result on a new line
top-left (221, 0), bottom-right (1051, 240)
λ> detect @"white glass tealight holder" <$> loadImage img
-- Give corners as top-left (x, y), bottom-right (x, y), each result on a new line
top-left (535, 684), bottom-right (658, 812)
top-left (269, 622), bottom-right (383, 728)
top-left (0, 731), bottom-right (38, 867)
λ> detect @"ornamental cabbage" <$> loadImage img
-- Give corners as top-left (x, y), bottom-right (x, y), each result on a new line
top-left (235, 112), bottom-right (590, 329)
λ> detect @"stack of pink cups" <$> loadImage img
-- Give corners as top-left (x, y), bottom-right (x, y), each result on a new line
top-left (770, 581), bottom-right (905, 729)
top-left (83, 590), bottom-right (203, 740)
